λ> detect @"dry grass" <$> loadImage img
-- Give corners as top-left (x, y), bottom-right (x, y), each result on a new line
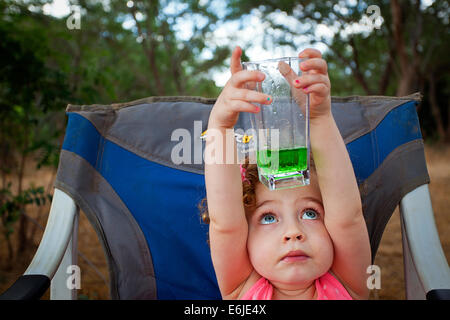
top-left (1, 143), bottom-right (449, 300)
top-left (371, 143), bottom-right (450, 299)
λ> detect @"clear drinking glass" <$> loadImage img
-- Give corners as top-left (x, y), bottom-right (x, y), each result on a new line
top-left (242, 57), bottom-right (310, 191)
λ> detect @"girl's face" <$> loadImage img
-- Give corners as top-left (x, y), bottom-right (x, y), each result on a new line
top-left (246, 171), bottom-right (334, 289)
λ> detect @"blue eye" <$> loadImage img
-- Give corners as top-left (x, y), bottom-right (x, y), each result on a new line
top-left (260, 214), bottom-right (277, 225)
top-left (301, 209), bottom-right (318, 220)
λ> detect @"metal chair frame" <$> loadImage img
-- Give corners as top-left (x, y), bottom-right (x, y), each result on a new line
top-left (12, 183), bottom-right (449, 300)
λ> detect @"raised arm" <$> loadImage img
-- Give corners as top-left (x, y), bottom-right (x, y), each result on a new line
top-left (204, 126), bottom-right (253, 298)
top-left (286, 48), bottom-right (371, 299)
top-left (204, 46), bottom-right (272, 298)
top-left (310, 112), bottom-right (371, 299)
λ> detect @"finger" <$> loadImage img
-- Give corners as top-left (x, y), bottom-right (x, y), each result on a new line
top-left (302, 83), bottom-right (330, 97)
top-left (292, 89), bottom-right (308, 115)
top-left (244, 80), bottom-right (257, 91)
top-left (278, 61), bottom-right (298, 85)
top-left (292, 74), bottom-right (330, 89)
top-left (300, 58), bottom-right (328, 75)
top-left (229, 99), bottom-right (261, 114)
top-left (230, 88), bottom-right (272, 105)
top-left (298, 48), bottom-right (322, 59)
top-left (277, 61), bottom-right (308, 111)
top-left (229, 70), bottom-right (265, 88)
top-left (230, 46), bottom-right (243, 75)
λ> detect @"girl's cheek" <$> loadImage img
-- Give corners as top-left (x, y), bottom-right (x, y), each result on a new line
top-left (302, 219), bottom-right (325, 234)
top-left (248, 223), bottom-right (279, 245)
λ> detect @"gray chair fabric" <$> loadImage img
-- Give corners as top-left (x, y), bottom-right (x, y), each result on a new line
top-left (54, 93), bottom-right (428, 299)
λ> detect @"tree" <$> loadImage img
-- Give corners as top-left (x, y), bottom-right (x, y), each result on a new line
top-left (0, 0), bottom-right (70, 259)
top-left (98, 0), bottom-right (230, 97)
top-left (1, 0), bottom-right (235, 263)
top-left (225, 0), bottom-right (450, 140)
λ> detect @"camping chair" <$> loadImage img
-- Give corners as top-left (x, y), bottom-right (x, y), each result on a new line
top-left (0, 93), bottom-right (449, 300)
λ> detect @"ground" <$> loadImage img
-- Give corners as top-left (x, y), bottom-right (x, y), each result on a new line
top-left (0, 143), bottom-right (449, 300)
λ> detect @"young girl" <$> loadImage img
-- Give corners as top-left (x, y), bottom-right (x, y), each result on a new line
top-left (201, 46), bottom-right (371, 300)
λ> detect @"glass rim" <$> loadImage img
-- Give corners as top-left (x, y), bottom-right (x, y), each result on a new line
top-left (241, 56), bottom-right (307, 66)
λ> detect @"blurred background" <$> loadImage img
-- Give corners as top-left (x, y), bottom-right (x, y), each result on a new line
top-left (0, 0), bottom-right (449, 300)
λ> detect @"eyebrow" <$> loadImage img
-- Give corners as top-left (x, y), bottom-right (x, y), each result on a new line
top-left (297, 196), bottom-right (323, 205)
top-left (255, 196), bottom-right (322, 209)
top-left (255, 199), bottom-right (276, 209)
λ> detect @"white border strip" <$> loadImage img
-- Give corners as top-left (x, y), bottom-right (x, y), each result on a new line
top-left (24, 188), bottom-right (78, 279)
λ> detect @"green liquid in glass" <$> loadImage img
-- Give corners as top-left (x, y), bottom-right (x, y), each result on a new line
top-left (257, 147), bottom-right (308, 175)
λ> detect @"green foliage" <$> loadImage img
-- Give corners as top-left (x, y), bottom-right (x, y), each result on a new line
top-left (0, 183), bottom-right (50, 238)
top-left (0, 1), bottom-right (69, 260)
top-left (0, 0), bottom-right (228, 257)
top-left (0, 1), bottom-right (70, 164)
top-left (0, 0), bottom-right (448, 259)
top-left (225, 0), bottom-right (449, 140)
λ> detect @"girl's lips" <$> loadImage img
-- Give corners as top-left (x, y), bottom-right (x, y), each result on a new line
top-left (282, 255), bottom-right (309, 263)
top-left (281, 250), bottom-right (309, 262)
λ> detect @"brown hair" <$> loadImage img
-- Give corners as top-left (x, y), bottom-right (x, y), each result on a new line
top-left (198, 154), bottom-right (315, 226)
top-left (198, 157), bottom-right (260, 226)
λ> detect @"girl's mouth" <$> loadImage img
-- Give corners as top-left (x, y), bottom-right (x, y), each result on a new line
top-left (281, 250), bottom-right (309, 263)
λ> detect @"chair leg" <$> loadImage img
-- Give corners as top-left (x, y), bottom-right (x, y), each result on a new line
top-left (50, 209), bottom-right (79, 300)
top-left (399, 184), bottom-right (450, 300)
top-left (400, 214), bottom-right (425, 299)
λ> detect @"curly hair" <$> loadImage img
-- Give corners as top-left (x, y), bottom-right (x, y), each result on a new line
top-left (198, 154), bottom-right (315, 228)
top-left (198, 158), bottom-right (259, 227)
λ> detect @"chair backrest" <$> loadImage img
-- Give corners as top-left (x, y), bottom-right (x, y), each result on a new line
top-left (55, 93), bottom-right (428, 299)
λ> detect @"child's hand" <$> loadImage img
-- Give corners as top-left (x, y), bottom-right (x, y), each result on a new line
top-left (208, 46), bottom-right (272, 129)
top-left (279, 48), bottom-right (331, 122)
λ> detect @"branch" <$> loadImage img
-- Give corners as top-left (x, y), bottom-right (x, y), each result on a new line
top-left (348, 37), bottom-right (373, 94)
top-left (411, 0), bottom-right (423, 77)
top-left (160, 22), bottom-right (184, 94)
top-left (390, 0), bottom-right (409, 75)
top-left (378, 44), bottom-right (395, 95)
top-left (325, 42), bottom-right (372, 95)
top-left (129, 4), bottom-right (165, 95)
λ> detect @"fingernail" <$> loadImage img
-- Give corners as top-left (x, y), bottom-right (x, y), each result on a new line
top-left (303, 86), bottom-right (309, 91)
top-left (267, 97), bottom-right (271, 102)
top-left (295, 79), bottom-right (300, 85)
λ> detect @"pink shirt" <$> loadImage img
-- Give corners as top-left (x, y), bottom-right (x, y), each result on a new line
top-left (240, 272), bottom-right (353, 300)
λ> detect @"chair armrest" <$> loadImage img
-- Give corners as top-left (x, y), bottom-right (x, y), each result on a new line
top-left (426, 289), bottom-right (450, 300)
top-left (400, 184), bottom-right (450, 300)
top-left (0, 188), bottom-right (78, 300)
top-left (0, 275), bottom-right (50, 300)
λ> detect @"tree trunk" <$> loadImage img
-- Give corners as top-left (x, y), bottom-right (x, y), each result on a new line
top-left (146, 38), bottom-right (166, 96)
top-left (3, 232), bottom-right (14, 270)
top-left (428, 73), bottom-right (446, 141)
top-left (130, 6), bottom-right (166, 96)
top-left (328, 43), bottom-right (372, 95)
top-left (378, 45), bottom-right (395, 95)
top-left (391, 0), bottom-right (416, 96)
top-left (17, 114), bottom-right (29, 254)
top-left (447, 97), bottom-right (450, 143)
top-left (349, 37), bottom-right (373, 94)
top-left (16, 150), bottom-right (28, 254)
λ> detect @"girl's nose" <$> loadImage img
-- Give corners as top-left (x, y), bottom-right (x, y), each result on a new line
top-left (283, 229), bottom-right (304, 243)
